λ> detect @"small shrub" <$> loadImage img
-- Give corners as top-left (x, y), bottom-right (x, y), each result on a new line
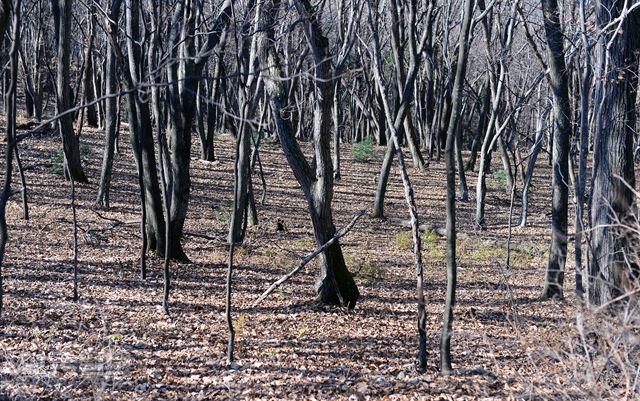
top-left (422, 229), bottom-right (445, 262)
top-left (49, 145), bottom-right (90, 176)
top-left (457, 238), bottom-right (546, 268)
top-left (79, 143), bottom-right (91, 155)
top-left (492, 169), bottom-right (508, 190)
top-left (395, 231), bottom-right (413, 250)
top-left (347, 253), bottom-right (386, 284)
top-left (352, 136), bottom-right (376, 161)
top-left (297, 326), bottom-right (309, 339)
top-left (235, 245), bottom-right (252, 256)
top-left (211, 200), bottom-right (232, 222)
top-left (49, 149), bottom-right (65, 176)
top-left (291, 237), bottom-right (315, 250)
top-left (234, 314), bottom-right (247, 355)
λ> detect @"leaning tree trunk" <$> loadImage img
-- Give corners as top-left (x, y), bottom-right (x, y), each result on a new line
top-left (257, 0), bottom-right (360, 307)
top-left (588, 1), bottom-right (639, 306)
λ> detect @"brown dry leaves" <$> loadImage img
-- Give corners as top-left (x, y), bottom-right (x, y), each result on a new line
top-left (0, 127), bottom-right (626, 399)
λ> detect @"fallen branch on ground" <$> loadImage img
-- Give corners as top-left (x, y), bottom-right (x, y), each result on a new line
top-left (253, 210), bottom-right (366, 307)
top-left (184, 231), bottom-right (224, 242)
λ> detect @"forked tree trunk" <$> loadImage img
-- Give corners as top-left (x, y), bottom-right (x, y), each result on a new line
top-left (52, 0), bottom-right (87, 183)
top-left (124, 0), bottom-right (166, 255)
top-left (165, 0), bottom-right (232, 261)
top-left (257, 0), bottom-right (359, 307)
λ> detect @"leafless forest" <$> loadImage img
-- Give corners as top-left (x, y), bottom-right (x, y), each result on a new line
top-left (0, 0), bottom-right (639, 399)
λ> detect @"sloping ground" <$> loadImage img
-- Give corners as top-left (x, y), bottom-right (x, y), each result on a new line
top-left (0, 124), bottom-right (622, 400)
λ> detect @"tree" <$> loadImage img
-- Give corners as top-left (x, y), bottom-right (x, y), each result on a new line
top-left (257, 0), bottom-right (360, 307)
top-left (0, 0), bottom-right (18, 317)
top-left (371, 0), bottom-right (433, 218)
top-left (123, 0), bottom-right (166, 256)
top-left (540, 0), bottom-right (572, 300)
top-left (96, 0), bottom-right (122, 208)
top-left (164, 0), bottom-right (232, 261)
top-left (51, 0), bottom-right (87, 183)
top-left (588, 1), bottom-right (639, 306)
top-left (441, 0), bottom-right (474, 373)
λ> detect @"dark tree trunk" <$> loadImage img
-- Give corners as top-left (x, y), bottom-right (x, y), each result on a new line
top-left (466, 80), bottom-right (490, 171)
top-left (96, 0), bottom-right (121, 208)
top-left (0, 0), bottom-right (17, 317)
top-left (82, 3), bottom-right (98, 127)
top-left (52, 0), bottom-right (87, 183)
top-left (124, 0), bottom-right (166, 256)
top-left (541, 0), bottom-right (572, 300)
top-left (519, 106), bottom-right (547, 226)
top-left (441, 0), bottom-right (474, 374)
top-left (258, 0), bottom-right (360, 307)
top-left (588, 1), bottom-right (639, 306)
top-left (165, 0), bottom-right (232, 261)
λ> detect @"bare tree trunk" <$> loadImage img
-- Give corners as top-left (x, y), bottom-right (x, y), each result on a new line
top-left (573, 0), bottom-right (592, 298)
top-left (588, 1), bottom-right (639, 306)
top-left (441, 0), bottom-right (474, 373)
top-left (124, 0), bottom-right (166, 256)
top-left (366, 0), bottom-right (429, 372)
top-left (258, 0), bottom-right (360, 307)
top-left (229, 0), bottom-right (260, 245)
top-left (0, 0), bottom-right (16, 316)
top-left (165, 0), bottom-right (232, 261)
top-left (82, 2), bottom-right (98, 127)
top-left (519, 104), bottom-right (547, 227)
top-left (52, 0), bottom-right (87, 183)
top-left (541, 0), bottom-right (572, 300)
top-left (96, 0), bottom-right (121, 208)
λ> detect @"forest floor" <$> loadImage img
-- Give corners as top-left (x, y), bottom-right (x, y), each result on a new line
top-left (0, 123), bottom-right (630, 400)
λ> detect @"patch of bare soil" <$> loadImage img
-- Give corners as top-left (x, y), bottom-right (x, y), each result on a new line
top-left (0, 125), bottom-right (604, 399)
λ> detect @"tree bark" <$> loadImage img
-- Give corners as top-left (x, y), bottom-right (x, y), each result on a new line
top-left (441, 0), bottom-right (474, 374)
top-left (96, 0), bottom-right (122, 208)
top-left (588, 1), bottom-right (639, 306)
top-left (52, 0), bottom-right (87, 183)
top-left (124, 0), bottom-right (166, 256)
top-left (541, 0), bottom-right (572, 300)
top-left (257, 0), bottom-right (360, 307)
top-left (0, 0), bottom-right (17, 317)
top-left (165, 0), bottom-right (232, 261)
